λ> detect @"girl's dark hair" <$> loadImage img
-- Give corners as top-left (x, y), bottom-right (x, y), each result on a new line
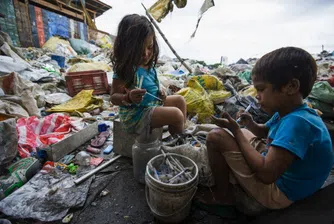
top-left (111, 14), bottom-right (159, 87)
top-left (252, 47), bottom-right (317, 98)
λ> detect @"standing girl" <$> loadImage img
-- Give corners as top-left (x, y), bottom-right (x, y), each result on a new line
top-left (110, 14), bottom-right (186, 138)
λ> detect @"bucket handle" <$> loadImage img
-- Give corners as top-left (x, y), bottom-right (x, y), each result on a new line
top-left (145, 185), bottom-right (198, 218)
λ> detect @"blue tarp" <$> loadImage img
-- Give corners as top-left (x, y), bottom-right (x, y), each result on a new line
top-left (42, 9), bottom-right (50, 41)
top-left (47, 11), bottom-right (69, 38)
top-left (79, 22), bottom-right (85, 40)
top-left (28, 4), bottom-right (39, 47)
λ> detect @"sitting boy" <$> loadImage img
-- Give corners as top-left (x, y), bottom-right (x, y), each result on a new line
top-left (205, 47), bottom-right (333, 212)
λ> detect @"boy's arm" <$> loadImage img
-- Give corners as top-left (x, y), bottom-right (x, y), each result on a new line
top-left (213, 112), bottom-right (300, 185)
top-left (234, 129), bottom-right (296, 184)
top-left (246, 122), bottom-right (268, 139)
top-left (237, 111), bottom-right (269, 138)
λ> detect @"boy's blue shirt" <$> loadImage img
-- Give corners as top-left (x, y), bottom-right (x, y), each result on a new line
top-left (264, 103), bottom-right (333, 201)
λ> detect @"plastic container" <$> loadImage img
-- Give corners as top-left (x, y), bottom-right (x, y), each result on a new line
top-left (145, 153), bottom-right (199, 223)
top-left (65, 70), bottom-right (109, 97)
top-left (190, 114), bottom-right (199, 124)
top-left (51, 55), bottom-right (65, 68)
top-left (132, 139), bottom-right (161, 184)
top-left (75, 151), bottom-right (91, 166)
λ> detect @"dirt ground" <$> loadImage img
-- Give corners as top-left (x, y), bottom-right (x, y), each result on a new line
top-left (4, 157), bottom-right (334, 224)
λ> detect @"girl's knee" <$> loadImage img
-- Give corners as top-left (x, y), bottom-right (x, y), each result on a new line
top-left (171, 107), bottom-right (184, 125)
top-left (175, 95), bottom-right (186, 105)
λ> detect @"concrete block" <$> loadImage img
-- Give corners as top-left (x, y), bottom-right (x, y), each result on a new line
top-left (113, 119), bottom-right (163, 158)
top-left (46, 122), bottom-right (99, 161)
top-left (113, 119), bottom-right (137, 158)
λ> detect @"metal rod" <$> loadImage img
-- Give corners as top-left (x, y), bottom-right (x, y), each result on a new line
top-left (141, 3), bottom-right (193, 74)
top-left (74, 155), bottom-right (122, 185)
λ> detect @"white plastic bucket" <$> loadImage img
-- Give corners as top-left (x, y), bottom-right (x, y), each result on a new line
top-left (145, 153), bottom-right (199, 223)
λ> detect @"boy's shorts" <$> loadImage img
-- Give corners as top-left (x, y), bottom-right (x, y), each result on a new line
top-left (223, 137), bottom-right (293, 210)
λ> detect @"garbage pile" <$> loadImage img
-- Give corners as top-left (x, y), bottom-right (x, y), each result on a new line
top-left (0, 31), bottom-right (117, 222)
top-left (0, 28), bottom-right (333, 223)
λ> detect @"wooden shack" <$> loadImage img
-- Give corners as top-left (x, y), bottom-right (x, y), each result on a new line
top-left (0, 0), bottom-right (112, 47)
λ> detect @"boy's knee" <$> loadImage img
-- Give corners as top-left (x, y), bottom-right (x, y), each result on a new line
top-left (207, 128), bottom-right (226, 145)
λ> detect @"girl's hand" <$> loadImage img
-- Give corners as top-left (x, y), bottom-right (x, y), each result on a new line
top-left (211, 112), bottom-right (240, 134)
top-left (126, 88), bottom-right (146, 104)
top-left (236, 110), bottom-right (254, 127)
top-left (158, 90), bottom-right (167, 103)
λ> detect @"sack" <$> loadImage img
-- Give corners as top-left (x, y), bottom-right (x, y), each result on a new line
top-left (162, 143), bottom-right (214, 187)
top-left (308, 81), bottom-right (334, 118)
top-left (0, 118), bottom-right (17, 165)
top-left (177, 83), bottom-right (214, 123)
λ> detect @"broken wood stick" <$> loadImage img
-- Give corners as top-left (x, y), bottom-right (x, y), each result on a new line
top-left (141, 3), bottom-right (193, 74)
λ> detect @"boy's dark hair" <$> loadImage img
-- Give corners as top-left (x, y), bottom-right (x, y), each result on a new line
top-left (111, 14), bottom-right (159, 87)
top-left (252, 47), bottom-right (317, 98)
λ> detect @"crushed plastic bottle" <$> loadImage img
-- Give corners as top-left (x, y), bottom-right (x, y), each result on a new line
top-left (190, 114), bottom-right (199, 124)
top-left (75, 151), bottom-right (91, 166)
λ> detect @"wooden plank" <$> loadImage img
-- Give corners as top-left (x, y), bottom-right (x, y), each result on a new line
top-left (46, 122), bottom-right (99, 161)
top-left (56, 0), bottom-right (82, 14)
top-left (29, 0), bottom-right (84, 21)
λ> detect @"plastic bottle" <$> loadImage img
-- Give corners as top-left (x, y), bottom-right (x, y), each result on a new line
top-left (190, 114), bottom-right (199, 124)
top-left (132, 139), bottom-right (161, 184)
top-left (75, 151), bottom-right (91, 166)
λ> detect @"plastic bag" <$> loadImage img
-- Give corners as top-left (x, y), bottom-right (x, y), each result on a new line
top-left (67, 62), bottom-right (111, 73)
top-left (47, 90), bottom-right (103, 113)
top-left (237, 71), bottom-right (252, 84)
top-left (148, 0), bottom-right (173, 22)
top-left (177, 79), bottom-right (214, 123)
top-left (69, 38), bottom-right (100, 55)
top-left (0, 42), bottom-right (31, 75)
top-left (42, 37), bottom-right (77, 57)
top-left (240, 85), bottom-right (257, 97)
top-left (96, 35), bottom-right (113, 49)
top-left (208, 90), bottom-right (231, 104)
top-left (309, 81), bottom-right (334, 104)
top-left (188, 75), bottom-right (231, 104)
top-left (0, 73), bottom-right (41, 117)
top-left (307, 81), bottom-right (334, 118)
top-left (177, 75), bottom-right (232, 122)
top-left (42, 36), bottom-right (68, 51)
top-left (0, 171), bottom-right (93, 221)
top-left (188, 75), bottom-right (225, 91)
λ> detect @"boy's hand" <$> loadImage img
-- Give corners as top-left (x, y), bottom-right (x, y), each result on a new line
top-left (158, 90), bottom-right (167, 103)
top-left (236, 110), bottom-right (254, 127)
top-left (126, 88), bottom-right (146, 104)
top-left (211, 112), bottom-right (240, 134)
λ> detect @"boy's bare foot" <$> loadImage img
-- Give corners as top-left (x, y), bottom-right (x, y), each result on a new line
top-left (196, 186), bottom-right (235, 206)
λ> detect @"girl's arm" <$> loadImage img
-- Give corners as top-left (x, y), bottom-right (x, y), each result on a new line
top-left (110, 79), bottom-right (129, 106)
top-left (110, 79), bottom-right (146, 105)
